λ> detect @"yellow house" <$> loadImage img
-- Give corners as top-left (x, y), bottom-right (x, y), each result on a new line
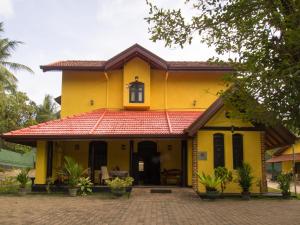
top-left (2, 44), bottom-right (296, 193)
top-left (267, 140), bottom-right (300, 179)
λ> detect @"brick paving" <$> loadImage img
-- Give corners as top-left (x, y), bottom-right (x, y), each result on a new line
top-left (0, 188), bottom-right (299, 225)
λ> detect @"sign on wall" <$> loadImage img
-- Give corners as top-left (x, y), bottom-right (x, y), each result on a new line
top-left (198, 151), bottom-right (207, 160)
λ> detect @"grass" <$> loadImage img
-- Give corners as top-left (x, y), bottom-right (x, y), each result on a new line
top-left (267, 187), bottom-right (281, 193)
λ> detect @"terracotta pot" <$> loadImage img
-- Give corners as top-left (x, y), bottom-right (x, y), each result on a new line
top-left (68, 188), bottom-right (78, 197)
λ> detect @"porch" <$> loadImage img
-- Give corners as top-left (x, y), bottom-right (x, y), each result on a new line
top-left (36, 138), bottom-right (192, 187)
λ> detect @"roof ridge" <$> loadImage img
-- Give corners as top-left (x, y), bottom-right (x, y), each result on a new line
top-left (89, 110), bottom-right (107, 134)
top-left (165, 111), bottom-right (173, 134)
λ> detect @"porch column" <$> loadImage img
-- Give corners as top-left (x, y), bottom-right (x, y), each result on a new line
top-left (260, 132), bottom-right (268, 192)
top-left (35, 141), bottom-right (47, 184)
top-left (46, 141), bottom-right (53, 178)
top-left (192, 136), bottom-right (198, 191)
top-left (89, 143), bottom-right (95, 183)
top-left (129, 140), bottom-right (134, 176)
top-left (181, 140), bottom-right (188, 187)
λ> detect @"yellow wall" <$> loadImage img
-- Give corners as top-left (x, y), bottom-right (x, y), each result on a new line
top-left (205, 107), bottom-right (253, 127)
top-left (167, 72), bottom-right (224, 110)
top-left (197, 130), bottom-right (262, 193)
top-left (280, 141), bottom-right (300, 173)
top-left (123, 57), bottom-right (151, 109)
top-left (196, 106), bottom-right (262, 193)
top-left (35, 141), bottom-right (47, 184)
top-left (60, 58), bottom-right (227, 117)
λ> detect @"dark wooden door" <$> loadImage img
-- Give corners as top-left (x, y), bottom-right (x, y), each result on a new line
top-left (137, 141), bottom-right (160, 185)
top-left (89, 141), bottom-right (107, 183)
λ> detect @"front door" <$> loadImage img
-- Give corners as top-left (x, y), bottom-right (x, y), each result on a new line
top-left (89, 141), bottom-right (107, 183)
top-left (137, 141), bottom-right (160, 185)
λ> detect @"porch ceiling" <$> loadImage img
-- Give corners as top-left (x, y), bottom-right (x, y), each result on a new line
top-left (2, 109), bottom-right (202, 143)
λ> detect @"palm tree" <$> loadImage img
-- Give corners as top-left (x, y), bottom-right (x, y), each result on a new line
top-left (0, 22), bottom-right (33, 92)
top-left (36, 94), bottom-right (59, 123)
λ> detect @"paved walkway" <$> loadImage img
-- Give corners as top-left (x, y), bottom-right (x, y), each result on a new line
top-left (0, 188), bottom-right (299, 225)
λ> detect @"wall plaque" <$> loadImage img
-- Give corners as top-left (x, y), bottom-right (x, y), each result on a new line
top-left (198, 151), bottom-right (207, 160)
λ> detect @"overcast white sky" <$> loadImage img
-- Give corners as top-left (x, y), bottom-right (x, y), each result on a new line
top-left (0, 0), bottom-right (218, 104)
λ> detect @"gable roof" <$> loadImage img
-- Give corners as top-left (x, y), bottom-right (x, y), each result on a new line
top-left (40, 44), bottom-right (233, 72)
top-left (185, 98), bottom-right (296, 149)
top-left (2, 110), bottom-right (202, 143)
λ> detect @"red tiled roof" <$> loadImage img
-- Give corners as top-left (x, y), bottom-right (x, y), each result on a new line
top-left (3, 110), bottom-right (202, 139)
top-left (40, 44), bottom-right (233, 72)
top-left (266, 153), bottom-right (300, 163)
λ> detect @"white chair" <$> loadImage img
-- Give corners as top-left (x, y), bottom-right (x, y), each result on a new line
top-left (101, 166), bottom-right (111, 184)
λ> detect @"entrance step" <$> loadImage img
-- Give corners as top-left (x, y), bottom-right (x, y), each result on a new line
top-left (150, 189), bottom-right (172, 193)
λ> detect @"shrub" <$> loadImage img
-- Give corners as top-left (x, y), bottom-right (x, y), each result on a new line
top-left (197, 172), bottom-right (221, 192)
top-left (64, 156), bottom-right (83, 188)
top-left (106, 177), bottom-right (134, 197)
top-left (236, 163), bottom-right (254, 193)
top-left (214, 167), bottom-right (233, 194)
top-left (277, 172), bottom-right (292, 197)
top-left (0, 177), bottom-right (19, 193)
top-left (16, 168), bottom-right (30, 188)
top-left (78, 177), bottom-right (93, 196)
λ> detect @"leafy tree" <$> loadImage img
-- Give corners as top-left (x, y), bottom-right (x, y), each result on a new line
top-left (0, 22), bottom-right (35, 153)
top-left (36, 94), bottom-right (59, 123)
top-left (146, 0), bottom-right (300, 133)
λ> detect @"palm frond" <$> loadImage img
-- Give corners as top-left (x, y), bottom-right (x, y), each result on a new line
top-left (1, 61), bottom-right (33, 73)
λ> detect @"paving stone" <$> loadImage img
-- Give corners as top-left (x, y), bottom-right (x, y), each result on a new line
top-left (0, 188), bottom-right (299, 225)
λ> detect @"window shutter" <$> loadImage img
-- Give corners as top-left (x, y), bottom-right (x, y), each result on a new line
top-left (213, 133), bottom-right (225, 168)
top-left (232, 134), bottom-right (243, 169)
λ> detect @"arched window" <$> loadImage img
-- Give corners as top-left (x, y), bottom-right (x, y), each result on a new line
top-left (129, 81), bottom-right (144, 103)
top-left (213, 133), bottom-right (225, 168)
top-left (232, 133), bottom-right (243, 169)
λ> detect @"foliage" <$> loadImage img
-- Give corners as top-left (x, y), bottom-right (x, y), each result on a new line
top-left (78, 177), bottom-right (93, 196)
top-left (16, 168), bottom-right (30, 188)
top-left (0, 91), bottom-right (37, 133)
top-left (63, 156), bottom-right (83, 188)
top-left (146, 0), bottom-right (300, 133)
top-left (277, 172), bottom-right (292, 197)
top-left (0, 22), bottom-right (37, 153)
top-left (236, 163), bottom-right (254, 192)
top-left (36, 94), bottom-right (59, 123)
top-left (196, 172), bottom-right (221, 192)
top-left (105, 177), bottom-right (134, 190)
top-left (0, 176), bottom-right (19, 193)
top-left (214, 167), bottom-right (232, 194)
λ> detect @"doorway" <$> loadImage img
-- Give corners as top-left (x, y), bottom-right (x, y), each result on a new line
top-left (136, 141), bottom-right (160, 185)
top-left (89, 141), bottom-right (107, 183)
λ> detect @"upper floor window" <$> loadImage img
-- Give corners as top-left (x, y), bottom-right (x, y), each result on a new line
top-left (129, 81), bottom-right (144, 103)
top-left (232, 133), bottom-right (243, 169)
top-left (213, 133), bottom-right (225, 168)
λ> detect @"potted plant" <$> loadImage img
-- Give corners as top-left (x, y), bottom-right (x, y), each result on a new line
top-left (16, 168), bottom-right (30, 195)
top-left (106, 177), bottom-right (134, 197)
top-left (78, 177), bottom-right (93, 196)
top-left (214, 167), bottom-right (233, 197)
top-left (277, 172), bottom-right (292, 199)
top-left (237, 163), bottom-right (253, 200)
top-left (64, 156), bottom-right (83, 197)
top-left (197, 172), bottom-right (221, 199)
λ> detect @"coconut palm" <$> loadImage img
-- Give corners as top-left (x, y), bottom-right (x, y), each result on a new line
top-left (0, 22), bottom-right (33, 92)
top-left (36, 94), bottom-right (59, 123)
